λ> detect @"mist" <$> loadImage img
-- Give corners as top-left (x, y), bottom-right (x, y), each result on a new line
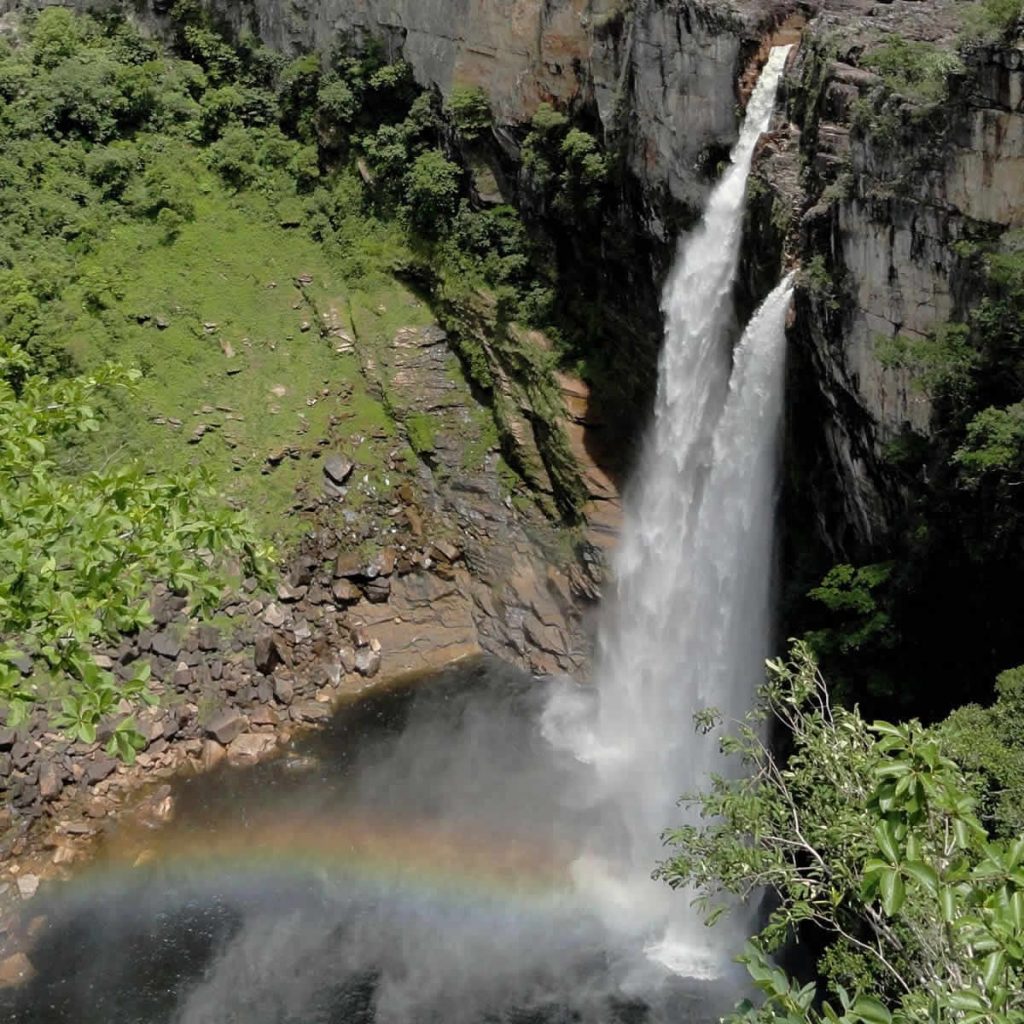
top-left (4, 661), bottom-right (742, 1024)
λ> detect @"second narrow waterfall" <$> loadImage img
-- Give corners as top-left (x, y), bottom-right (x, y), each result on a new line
top-left (545, 44), bottom-right (795, 979)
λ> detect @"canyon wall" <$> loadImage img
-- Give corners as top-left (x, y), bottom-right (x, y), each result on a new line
top-left (189, 0), bottom-right (788, 230)
top-left (762, 4), bottom-right (1024, 552)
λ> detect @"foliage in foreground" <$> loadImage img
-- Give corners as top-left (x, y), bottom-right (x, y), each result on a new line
top-left (0, 336), bottom-right (270, 759)
top-left (661, 642), bottom-right (1024, 1024)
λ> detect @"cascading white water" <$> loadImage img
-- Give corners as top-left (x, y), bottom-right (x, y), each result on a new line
top-left (544, 44), bottom-right (795, 979)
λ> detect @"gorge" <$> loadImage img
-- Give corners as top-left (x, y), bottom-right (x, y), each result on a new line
top-left (2, 33), bottom-right (795, 1023)
top-left (1, 1), bottom-right (1024, 1022)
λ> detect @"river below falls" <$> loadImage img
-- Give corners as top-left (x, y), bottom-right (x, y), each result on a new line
top-left (1, 659), bottom-right (745, 1024)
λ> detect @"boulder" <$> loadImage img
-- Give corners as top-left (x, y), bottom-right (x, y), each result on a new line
top-left (150, 632), bottom-right (182, 660)
top-left (86, 757), bottom-right (117, 785)
top-left (274, 675), bottom-right (294, 705)
top-left (201, 739), bottom-right (226, 771)
top-left (430, 540), bottom-right (462, 564)
top-left (0, 953), bottom-right (35, 988)
top-left (205, 709), bottom-right (246, 746)
top-left (134, 784), bottom-right (174, 827)
top-left (291, 701), bottom-right (332, 723)
top-left (52, 843), bottom-right (78, 866)
top-left (150, 594), bottom-right (186, 627)
top-left (338, 645), bottom-right (357, 674)
top-left (254, 633), bottom-right (282, 675)
top-left (354, 648), bottom-right (381, 678)
top-left (227, 733), bottom-right (276, 764)
top-left (289, 555), bottom-right (318, 587)
top-left (197, 625), bottom-right (221, 652)
top-left (38, 761), bottom-right (62, 801)
top-left (250, 705), bottom-right (278, 727)
top-left (334, 552), bottom-right (365, 579)
top-left (363, 578), bottom-right (391, 604)
top-left (276, 582), bottom-right (307, 603)
top-left (16, 874), bottom-right (39, 899)
top-left (323, 454), bottom-right (355, 486)
top-left (332, 579), bottom-right (361, 604)
top-left (370, 547), bottom-right (397, 577)
top-left (263, 603), bottom-right (288, 629)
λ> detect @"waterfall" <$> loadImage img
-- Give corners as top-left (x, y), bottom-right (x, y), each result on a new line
top-left (544, 44), bottom-right (795, 979)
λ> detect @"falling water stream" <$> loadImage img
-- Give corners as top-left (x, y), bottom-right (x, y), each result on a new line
top-left (4, 47), bottom-right (794, 1024)
top-left (543, 43), bottom-right (794, 976)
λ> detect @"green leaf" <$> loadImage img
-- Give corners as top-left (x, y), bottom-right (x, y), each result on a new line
top-left (880, 868), bottom-right (906, 916)
top-left (940, 885), bottom-right (958, 923)
top-left (849, 994), bottom-right (892, 1024)
top-left (903, 860), bottom-right (939, 895)
top-left (954, 817), bottom-right (975, 850)
top-left (945, 990), bottom-right (987, 1012)
top-left (982, 950), bottom-right (1005, 990)
top-left (874, 821), bottom-right (901, 865)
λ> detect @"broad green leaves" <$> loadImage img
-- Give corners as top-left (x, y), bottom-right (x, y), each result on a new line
top-left (661, 642), bottom-right (1024, 1024)
top-left (0, 337), bottom-right (270, 753)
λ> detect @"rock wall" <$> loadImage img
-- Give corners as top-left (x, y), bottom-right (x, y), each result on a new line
top-left (761, 8), bottom-right (1024, 553)
top-left (128, 0), bottom-right (789, 228)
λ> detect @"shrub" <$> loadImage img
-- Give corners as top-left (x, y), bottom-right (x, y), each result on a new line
top-left (876, 323), bottom-right (979, 401)
top-left (404, 149), bottom-right (461, 233)
top-left (662, 641), bottom-right (1024, 1024)
top-left (446, 84), bottom-right (491, 140)
top-left (952, 402), bottom-right (1024, 483)
top-left (960, 0), bottom-right (1024, 42)
top-left (0, 338), bottom-right (270, 754)
top-left (31, 8), bottom-right (83, 69)
top-left (862, 36), bottom-right (963, 105)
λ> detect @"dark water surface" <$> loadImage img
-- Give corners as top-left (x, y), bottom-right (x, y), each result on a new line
top-left (2, 659), bottom-right (739, 1023)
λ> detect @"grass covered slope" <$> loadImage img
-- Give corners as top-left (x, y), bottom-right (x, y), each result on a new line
top-left (0, 10), bottom-right (426, 541)
top-left (63, 176), bottom-right (414, 538)
top-left (0, 6), bottom-right (586, 746)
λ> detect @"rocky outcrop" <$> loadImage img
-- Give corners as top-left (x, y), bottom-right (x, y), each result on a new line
top-left (756, 9), bottom-right (1024, 552)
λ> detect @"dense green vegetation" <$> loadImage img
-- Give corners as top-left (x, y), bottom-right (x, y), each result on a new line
top-left (0, 333), bottom-right (269, 758)
top-left (842, 1), bottom-right (1022, 157)
top-left (0, 5), bottom-right (597, 746)
top-left (663, 643), bottom-right (1024, 1024)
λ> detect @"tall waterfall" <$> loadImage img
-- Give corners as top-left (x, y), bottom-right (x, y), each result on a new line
top-left (545, 45), bottom-right (795, 979)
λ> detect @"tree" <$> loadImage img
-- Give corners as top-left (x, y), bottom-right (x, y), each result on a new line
top-left (316, 75), bottom-right (358, 148)
top-left (404, 149), bottom-right (461, 234)
top-left (446, 85), bottom-right (491, 141)
top-left (953, 403), bottom-right (1024, 484)
top-left (661, 642), bottom-right (1024, 1023)
top-left (31, 8), bottom-right (83, 69)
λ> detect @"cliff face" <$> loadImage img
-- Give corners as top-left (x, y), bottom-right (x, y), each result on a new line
top-left (171, 0), bottom-right (791, 231)
top-left (764, 7), bottom-right (1024, 552)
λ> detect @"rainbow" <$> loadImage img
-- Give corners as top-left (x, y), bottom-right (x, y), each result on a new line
top-left (67, 810), bottom-right (582, 921)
